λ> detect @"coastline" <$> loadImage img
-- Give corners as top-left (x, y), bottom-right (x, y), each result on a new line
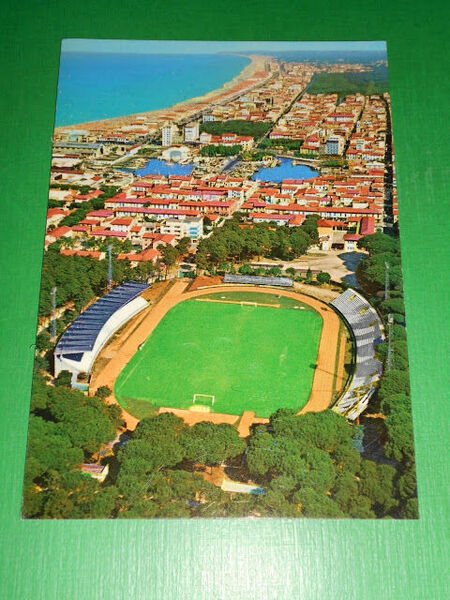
top-left (55, 54), bottom-right (272, 133)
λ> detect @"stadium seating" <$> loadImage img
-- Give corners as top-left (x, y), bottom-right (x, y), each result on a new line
top-left (330, 289), bottom-right (384, 420)
top-left (54, 282), bottom-right (149, 383)
top-left (223, 274), bottom-right (293, 287)
top-left (56, 282), bottom-right (148, 353)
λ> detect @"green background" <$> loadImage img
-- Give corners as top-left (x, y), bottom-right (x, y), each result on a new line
top-left (1, 1), bottom-right (449, 598)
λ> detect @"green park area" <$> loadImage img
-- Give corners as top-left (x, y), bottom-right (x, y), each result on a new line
top-left (307, 65), bottom-right (389, 98)
top-left (115, 293), bottom-right (322, 418)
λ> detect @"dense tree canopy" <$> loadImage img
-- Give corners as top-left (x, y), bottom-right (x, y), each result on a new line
top-left (200, 120), bottom-right (273, 138)
top-left (200, 144), bottom-right (242, 157)
top-left (38, 248), bottom-right (143, 316)
top-left (356, 231), bottom-right (417, 518)
top-left (196, 217), bottom-right (318, 271)
top-left (23, 371), bottom-right (123, 518)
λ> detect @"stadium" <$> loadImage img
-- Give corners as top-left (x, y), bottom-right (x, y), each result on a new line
top-left (58, 276), bottom-right (384, 433)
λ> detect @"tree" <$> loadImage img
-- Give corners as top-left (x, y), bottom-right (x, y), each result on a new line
top-left (358, 232), bottom-right (399, 255)
top-left (384, 409), bottom-right (415, 463)
top-left (402, 497), bottom-right (419, 519)
top-left (269, 409), bottom-right (354, 454)
top-left (46, 387), bottom-right (121, 454)
top-left (161, 245), bottom-right (179, 268)
top-left (246, 429), bottom-right (280, 477)
top-left (117, 414), bottom-right (187, 503)
top-left (317, 272), bottom-right (331, 284)
top-left (176, 237), bottom-right (191, 255)
top-left (293, 488), bottom-right (345, 518)
top-left (289, 229), bottom-right (310, 257)
top-left (54, 370), bottom-right (72, 387)
top-left (181, 422), bottom-right (245, 465)
top-left (36, 330), bottom-right (53, 353)
top-left (96, 386), bottom-right (112, 400)
top-left (359, 461), bottom-right (398, 515)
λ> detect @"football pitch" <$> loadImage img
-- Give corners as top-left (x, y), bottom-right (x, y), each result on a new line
top-left (115, 293), bottom-right (323, 418)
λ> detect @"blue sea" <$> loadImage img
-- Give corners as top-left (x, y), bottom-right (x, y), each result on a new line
top-left (55, 53), bottom-right (250, 127)
top-left (253, 50), bottom-right (386, 64)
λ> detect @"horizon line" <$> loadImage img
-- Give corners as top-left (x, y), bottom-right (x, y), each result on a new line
top-left (61, 39), bottom-right (387, 55)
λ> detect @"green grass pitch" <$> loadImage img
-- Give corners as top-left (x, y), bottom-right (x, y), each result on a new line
top-left (115, 293), bottom-right (323, 418)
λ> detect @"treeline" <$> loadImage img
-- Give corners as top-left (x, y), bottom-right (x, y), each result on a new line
top-left (200, 144), bottom-right (242, 157)
top-left (159, 236), bottom-right (191, 267)
top-left (38, 248), bottom-right (151, 317)
top-left (220, 263), bottom-right (331, 286)
top-left (357, 232), bottom-right (418, 518)
top-left (195, 216), bottom-right (319, 271)
top-left (200, 120), bottom-right (273, 138)
top-left (23, 372), bottom-right (122, 519)
top-left (25, 407), bottom-right (413, 519)
top-left (59, 186), bottom-right (121, 228)
top-left (307, 66), bottom-right (389, 97)
top-left (259, 138), bottom-right (303, 151)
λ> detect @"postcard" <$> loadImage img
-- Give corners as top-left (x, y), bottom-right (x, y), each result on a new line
top-left (23, 40), bottom-right (417, 519)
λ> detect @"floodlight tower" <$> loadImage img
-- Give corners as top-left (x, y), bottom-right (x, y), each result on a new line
top-left (384, 261), bottom-right (390, 301)
top-left (386, 313), bottom-right (394, 371)
top-left (51, 286), bottom-right (57, 340)
top-left (107, 244), bottom-right (113, 289)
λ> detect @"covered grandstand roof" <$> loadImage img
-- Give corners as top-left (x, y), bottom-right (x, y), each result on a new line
top-left (55, 282), bottom-right (148, 354)
top-left (223, 274), bottom-right (293, 287)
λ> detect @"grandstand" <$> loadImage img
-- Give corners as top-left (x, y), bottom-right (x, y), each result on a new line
top-left (223, 274), bottom-right (293, 287)
top-left (54, 282), bottom-right (149, 386)
top-left (330, 289), bottom-right (384, 420)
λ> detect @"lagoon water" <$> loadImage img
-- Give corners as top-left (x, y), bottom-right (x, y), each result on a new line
top-left (252, 158), bottom-right (318, 183)
top-left (55, 53), bottom-right (249, 127)
top-left (132, 159), bottom-right (194, 177)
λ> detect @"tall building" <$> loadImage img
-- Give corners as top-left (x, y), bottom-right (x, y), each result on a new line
top-left (161, 122), bottom-right (178, 147)
top-left (325, 136), bottom-right (345, 155)
top-left (184, 121), bottom-right (200, 142)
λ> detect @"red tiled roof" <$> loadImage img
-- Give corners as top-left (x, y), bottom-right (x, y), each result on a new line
top-left (91, 229), bottom-right (127, 238)
top-left (60, 249), bottom-right (103, 259)
top-left (47, 208), bottom-right (66, 218)
top-left (48, 226), bottom-right (71, 239)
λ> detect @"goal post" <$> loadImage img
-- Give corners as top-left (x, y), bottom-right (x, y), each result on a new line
top-left (240, 301), bottom-right (258, 308)
top-left (192, 393), bottom-right (216, 406)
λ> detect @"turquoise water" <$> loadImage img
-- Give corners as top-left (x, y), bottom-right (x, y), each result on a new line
top-left (252, 158), bottom-right (318, 183)
top-left (132, 159), bottom-right (193, 177)
top-left (55, 53), bottom-right (249, 126)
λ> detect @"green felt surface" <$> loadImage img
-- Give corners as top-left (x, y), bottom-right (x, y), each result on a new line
top-left (1, 1), bottom-right (449, 599)
top-left (115, 297), bottom-right (322, 417)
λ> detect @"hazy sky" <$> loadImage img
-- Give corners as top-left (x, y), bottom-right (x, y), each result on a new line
top-left (62, 39), bottom-right (386, 55)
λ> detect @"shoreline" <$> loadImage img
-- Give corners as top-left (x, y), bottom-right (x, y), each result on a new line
top-left (55, 54), bottom-right (272, 133)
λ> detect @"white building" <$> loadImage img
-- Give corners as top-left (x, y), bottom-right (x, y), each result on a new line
top-left (184, 121), bottom-right (200, 142)
top-left (199, 131), bottom-right (212, 144)
top-left (325, 135), bottom-right (345, 155)
top-left (161, 145), bottom-right (191, 163)
top-left (160, 216), bottom-right (203, 241)
top-left (161, 122), bottom-right (179, 147)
